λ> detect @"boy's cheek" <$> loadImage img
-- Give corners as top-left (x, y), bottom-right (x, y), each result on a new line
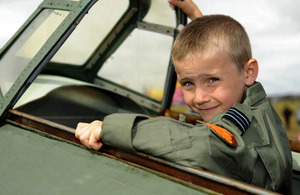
top-left (182, 91), bottom-right (192, 105)
top-left (183, 95), bottom-right (197, 114)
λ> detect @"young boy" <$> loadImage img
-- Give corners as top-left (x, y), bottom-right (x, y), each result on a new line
top-left (75, 9), bottom-right (292, 194)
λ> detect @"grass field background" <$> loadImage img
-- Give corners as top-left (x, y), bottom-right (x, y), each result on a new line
top-left (271, 98), bottom-right (300, 141)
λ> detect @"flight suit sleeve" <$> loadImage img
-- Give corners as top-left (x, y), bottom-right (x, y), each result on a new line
top-left (101, 113), bottom-right (150, 152)
top-left (101, 113), bottom-right (207, 157)
top-left (101, 112), bottom-right (252, 183)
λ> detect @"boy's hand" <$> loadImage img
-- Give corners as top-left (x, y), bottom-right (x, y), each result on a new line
top-left (75, 120), bottom-right (103, 150)
top-left (168, 0), bottom-right (203, 20)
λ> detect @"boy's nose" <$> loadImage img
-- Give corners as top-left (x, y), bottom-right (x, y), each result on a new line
top-left (194, 88), bottom-right (210, 105)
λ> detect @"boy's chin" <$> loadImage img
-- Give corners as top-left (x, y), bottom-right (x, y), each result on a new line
top-left (191, 108), bottom-right (220, 122)
top-left (200, 113), bottom-right (218, 122)
top-left (202, 116), bottom-right (212, 122)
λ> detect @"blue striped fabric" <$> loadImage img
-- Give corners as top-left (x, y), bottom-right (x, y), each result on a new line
top-left (222, 108), bottom-right (250, 135)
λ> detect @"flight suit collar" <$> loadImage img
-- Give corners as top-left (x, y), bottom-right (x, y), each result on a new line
top-left (241, 82), bottom-right (267, 107)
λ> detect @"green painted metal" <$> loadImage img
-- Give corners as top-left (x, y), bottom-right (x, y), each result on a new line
top-left (0, 123), bottom-right (213, 195)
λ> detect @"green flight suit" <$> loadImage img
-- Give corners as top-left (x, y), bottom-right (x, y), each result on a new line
top-left (101, 82), bottom-right (292, 193)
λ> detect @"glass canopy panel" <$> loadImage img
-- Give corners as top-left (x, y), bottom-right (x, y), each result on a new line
top-left (0, 9), bottom-right (69, 96)
top-left (50, 0), bottom-right (129, 65)
top-left (143, 0), bottom-right (176, 28)
top-left (98, 29), bottom-right (173, 101)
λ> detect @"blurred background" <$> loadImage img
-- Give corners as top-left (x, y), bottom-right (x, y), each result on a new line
top-left (1, 0), bottom-right (300, 139)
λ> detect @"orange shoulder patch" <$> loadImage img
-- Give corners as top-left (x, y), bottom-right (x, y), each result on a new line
top-left (201, 121), bottom-right (237, 147)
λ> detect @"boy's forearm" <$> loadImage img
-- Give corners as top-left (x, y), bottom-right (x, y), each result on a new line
top-left (101, 113), bottom-right (150, 152)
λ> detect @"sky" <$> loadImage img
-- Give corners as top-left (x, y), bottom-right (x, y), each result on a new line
top-left (0, 0), bottom-right (300, 97)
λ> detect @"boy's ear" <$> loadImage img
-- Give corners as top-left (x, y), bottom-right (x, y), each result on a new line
top-left (245, 58), bottom-right (259, 87)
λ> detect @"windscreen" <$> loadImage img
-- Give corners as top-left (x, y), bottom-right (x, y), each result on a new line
top-left (50, 0), bottom-right (129, 65)
top-left (98, 1), bottom-right (176, 102)
top-left (0, 9), bottom-right (69, 96)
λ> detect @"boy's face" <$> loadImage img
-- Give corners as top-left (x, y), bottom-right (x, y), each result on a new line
top-left (174, 51), bottom-right (247, 122)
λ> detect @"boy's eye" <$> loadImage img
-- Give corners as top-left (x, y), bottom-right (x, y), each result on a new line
top-left (183, 81), bottom-right (194, 86)
top-left (209, 78), bottom-right (219, 83)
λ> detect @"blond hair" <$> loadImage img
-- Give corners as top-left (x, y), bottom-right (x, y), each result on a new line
top-left (172, 15), bottom-right (252, 71)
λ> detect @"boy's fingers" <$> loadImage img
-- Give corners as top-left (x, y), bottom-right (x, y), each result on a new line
top-left (78, 127), bottom-right (92, 148)
top-left (169, 0), bottom-right (185, 8)
top-left (90, 142), bottom-right (103, 151)
top-left (89, 129), bottom-right (101, 144)
top-left (76, 122), bottom-right (89, 129)
top-left (75, 120), bottom-right (104, 150)
top-left (90, 120), bottom-right (103, 127)
top-left (75, 122), bottom-right (89, 138)
top-left (89, 122), bottom-right (103, 150)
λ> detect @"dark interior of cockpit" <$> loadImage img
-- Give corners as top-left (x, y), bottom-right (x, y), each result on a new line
top-left (16, 85), bottom-right (149, 128)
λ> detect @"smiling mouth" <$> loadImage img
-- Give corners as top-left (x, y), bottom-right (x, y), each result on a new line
top-left (198, 105), bottom-right (219, 112)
